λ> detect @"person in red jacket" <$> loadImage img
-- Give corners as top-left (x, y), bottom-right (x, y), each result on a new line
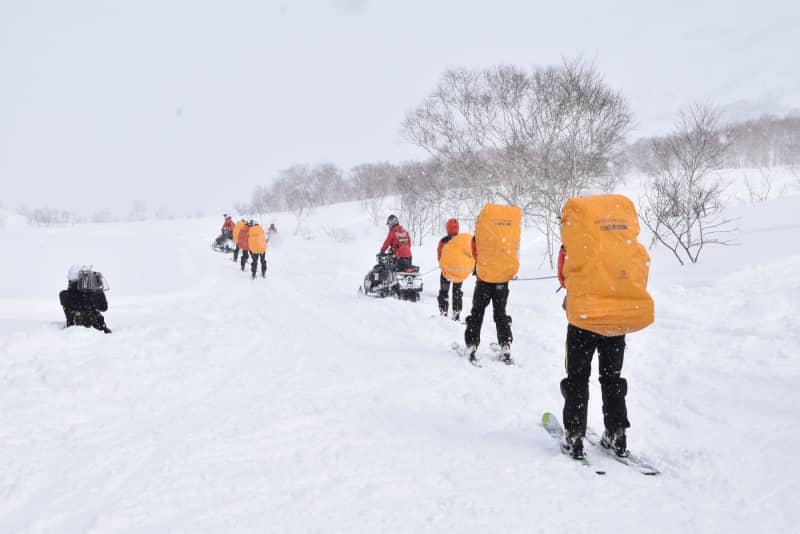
top-left (379, 214), bottom-right (413, 271)
top-left (437, 218), bottom-right (463, 318)
top-left (221, 213), bottom-right (234, 238)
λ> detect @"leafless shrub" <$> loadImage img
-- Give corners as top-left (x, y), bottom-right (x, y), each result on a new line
top-left (640, 104), bottom-right (737, 265)
top-left (402, 58), bottom-right (632, 265)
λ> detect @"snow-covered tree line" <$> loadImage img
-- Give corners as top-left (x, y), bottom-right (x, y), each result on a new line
top-left (242, 58), bottom-right (796, 264)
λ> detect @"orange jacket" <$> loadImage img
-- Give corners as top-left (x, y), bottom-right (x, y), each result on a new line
top-left (248, 224), bottom-right (267, 254)
top-left (237, 225), bottom-right (250, 251)
top-left (233, 220), bottom-right (246, 244)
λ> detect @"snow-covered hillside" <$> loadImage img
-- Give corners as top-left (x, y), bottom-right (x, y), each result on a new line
top-left (0, 189), bottom-right (798, 532)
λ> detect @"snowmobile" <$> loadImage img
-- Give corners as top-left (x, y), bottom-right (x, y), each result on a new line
top-left (211, 231), bottom-right (235, 253)
top-left (360, 252), bottom-right (423, 302)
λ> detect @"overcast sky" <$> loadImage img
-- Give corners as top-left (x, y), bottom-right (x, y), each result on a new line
top-left (1, 0), bottom-right (798, 217)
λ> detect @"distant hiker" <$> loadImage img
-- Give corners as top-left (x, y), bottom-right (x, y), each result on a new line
top-left (237, 219), bottom-right (251, 271)
top-left (248, 220), bottom-right (267, 279)
top-left (232, 218), bottom-right (246, 262)
top-left (379, 214), bottom-right (413, 271)
top-left (59, 266), bottom-right (112, 334)
top-left (267, 223), bottom-right (277, 236)
top-left (464, 204), bottom-right (521, 365)
top-left (557, 194), bottom-right (654, 461)
top-left (437, 218), bottom-right (473, 321)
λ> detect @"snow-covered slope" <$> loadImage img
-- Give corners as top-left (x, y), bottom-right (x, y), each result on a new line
top-left (0, 192), bottom-right (798, 532)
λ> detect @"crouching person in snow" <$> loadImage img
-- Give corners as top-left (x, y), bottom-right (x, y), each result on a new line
top-left (557, 194), bottom-right (654, 460)
top-left (59, 265), bottom-right (112, 333)
top-left (248, 220), bottom-right (267, 279)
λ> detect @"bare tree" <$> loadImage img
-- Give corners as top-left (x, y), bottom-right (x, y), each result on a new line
top-left (640, 104), bottom-right (736, 265)
top-left (276, 165), bottom-right (315, 235)
top-left (310, 163), bottom-right (345, 205)
top-left (249, 185), bottom-right (271, 220)
top-left (402, 58), bottom-right (632, 266)
top-left (128, 200), bottom-right (147, 222)
top-left (351, 162), bottom-right (399, 224)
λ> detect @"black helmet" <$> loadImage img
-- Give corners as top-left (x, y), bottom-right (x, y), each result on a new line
top-left (386, 214), bottom-right (399, 228)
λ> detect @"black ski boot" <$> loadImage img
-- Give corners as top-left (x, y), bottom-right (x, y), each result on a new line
top-left (601, 428), bottom-right (629, 457)
top-left (468, 344), bottom-right (479, 365)
top-left (499, 343), bottom-right (513, 365)
top-left (561, 432), bottom-right (586, 460)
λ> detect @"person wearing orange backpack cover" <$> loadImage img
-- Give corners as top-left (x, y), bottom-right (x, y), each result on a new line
top-left (463, 204), bottom-right (521, 365)
top-left (248, 220), bottom-right (267, 279)
top-left (557, 194), bottom-right (654, 461)
top-left (437, 218), bottom-right (474, 321)
top-left (232, 218), bottom-right (246, 262)
top-left (237, 219), bottom-right (251, 272)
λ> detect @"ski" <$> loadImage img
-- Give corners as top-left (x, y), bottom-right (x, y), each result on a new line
top-left (451, 341), bottom-right (482, 367)
top-left (489, 342), bottom-right (516, 366)
top-left (584, 428), bottom-right (660, 476)
top-left (541, 412), bottom-right (605, 475)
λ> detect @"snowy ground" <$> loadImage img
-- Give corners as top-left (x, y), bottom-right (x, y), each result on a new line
top-left (1, 175), bottom-right (799, 532)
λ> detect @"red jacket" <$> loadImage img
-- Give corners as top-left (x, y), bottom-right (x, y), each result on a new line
top-left (237, 225), bottom-right (251, 251)
top-left (222, 216), bottom-right (234, 233)
top-left (557, 245), bottom-right (566, 287)
top-left (380, 224), bottom-right (412, 258)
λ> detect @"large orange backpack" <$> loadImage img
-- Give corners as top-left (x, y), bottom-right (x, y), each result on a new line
top-left (439, 233), bottom-right (475, 283)
top-left (474, 204), bottom-right (522, 283)
top-left (560, 194), bottom-right (654, 336)
top-left (248, 224), bottom-right (267, 254)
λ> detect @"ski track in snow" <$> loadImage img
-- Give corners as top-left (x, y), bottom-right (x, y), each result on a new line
top-left (1, 193), bottom-right (799, 532)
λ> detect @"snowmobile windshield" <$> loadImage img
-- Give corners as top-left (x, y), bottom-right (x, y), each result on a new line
top-left (78, 270), bottom-right (110, 292)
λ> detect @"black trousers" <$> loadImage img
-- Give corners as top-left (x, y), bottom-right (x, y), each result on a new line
top-left (464, 279), bottom-right (512, 347)
top-left (437, 273), bottom-right (463, 314)
top-left (251, 252), bottom-right (266, 277)
top-left (240, 250), bottom-right (250, 270)
top-left (233, 245), bottom-right (240, 261)
top-left (561, 324), bottom-right (629, 437)
top-left (395, 257), bottom-right (412, 271)
top-left (62, 307), bottom-right (109, 332)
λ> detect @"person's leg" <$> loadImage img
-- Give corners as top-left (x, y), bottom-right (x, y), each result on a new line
top-left (260, 254), bottom-right (267, 277)
top-left (561, 324), bottom-right (598, 438)
top-left (452, 282), bottom-right (463, 320)
top-left (91, 311), bottom-right (112, 333)
top-left (490, 283), bottom-right (512, 346)
top-left (241, 250), bottom-right (249, 271)
top-left (597, 334), bottom-right (629, 435)
top-left (438, 274), bottom-right (450, 315)
top-left (464, 280), bottom-right (491, 348)
top-left (396, 257), bottom-right (412, 271)
top-left (251, 253), bottom-right (257, 279)
top-left (233, 245), bottom-right (239, 262)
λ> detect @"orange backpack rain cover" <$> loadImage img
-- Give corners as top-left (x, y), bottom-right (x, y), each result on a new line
top-left (560, 194), bottom-right (654, 336)
top-left (439, 233), bottom-right (475, 283)
top-left (474, 204), bottom-right (522, 283)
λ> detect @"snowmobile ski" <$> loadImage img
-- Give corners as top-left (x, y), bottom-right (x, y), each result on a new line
top-left (541, 412), bottom-right (605, 475)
